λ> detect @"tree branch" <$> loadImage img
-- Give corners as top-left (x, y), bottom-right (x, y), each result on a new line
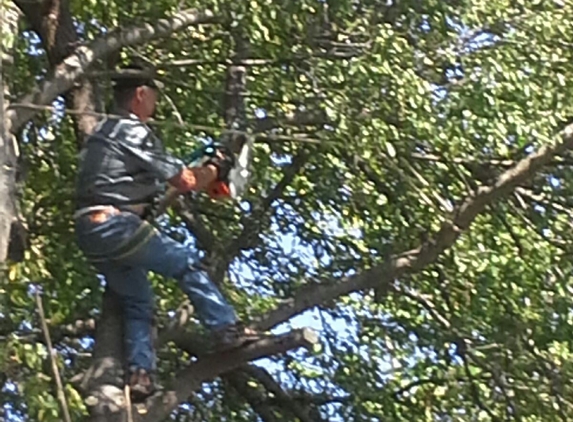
top-left (15, 0), bottom-right (100, 139)
top-left (244, 365), bottom-right (326, 422)
top-left (206, 151), bottom-right (308, 285)
top-left (7, 8), bottom-right (216, 134)
top-left (172, 200), bottom-right (216, 253)
top-left (228, 151), bottom-right (308, 257)
top-left (461, 352), bottom-right (500, 421)
top-left (224, 370), bottom-right (283, 422)
top-left (35, 290), bottom-right (72, 422)
top-left (140, 328), bottom-right (318, 422)
top-left (252, 124), bottom-right (573, 331)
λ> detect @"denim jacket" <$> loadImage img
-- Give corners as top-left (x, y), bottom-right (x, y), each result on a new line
top-left (76, 110), bottom-right (184, 209)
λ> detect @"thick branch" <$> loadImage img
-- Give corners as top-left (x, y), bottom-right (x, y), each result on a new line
top-left (15, 0), bottom-right (76, 65)
top-left (172, 200), bottom-right (216, 252)
top-left (16, 0), bottom-right (101, 138)
top-left (253, 124), bottom-right (573, 331)
top-left (140, 328), bottom-right (318, 421)
top-left (7, 8), bottom-right (216, 134)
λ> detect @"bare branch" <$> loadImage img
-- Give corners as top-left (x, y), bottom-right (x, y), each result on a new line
top-left (35, 290), bottom-right (72, 422)
top-left (140, 328), bottom-right (318, 422)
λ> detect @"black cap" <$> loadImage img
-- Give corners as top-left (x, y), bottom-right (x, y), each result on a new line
top-left (111, 63), bottom-right (164, 90)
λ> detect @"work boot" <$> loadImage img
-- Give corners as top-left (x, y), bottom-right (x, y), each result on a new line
top-left (127, 367), bottom-right (156, 402)
top-left (212, 322), bottom-right (264, 352)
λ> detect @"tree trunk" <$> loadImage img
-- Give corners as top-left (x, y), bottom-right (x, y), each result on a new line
top-left (0, 69), bottom-right (17, 264)
top-left (82, 289), bottom-right (126, 422)
top-left (0, 2), bottom-right (22, 263)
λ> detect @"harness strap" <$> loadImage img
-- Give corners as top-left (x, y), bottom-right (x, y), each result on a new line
top-left (75, 206), bottom-right (157, 263)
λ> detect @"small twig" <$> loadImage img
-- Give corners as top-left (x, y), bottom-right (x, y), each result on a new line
top-left (410, 152), bottom-right (515, 167)
top-left (161, 92), bottom-right (184, 126)
top-left (35, 290), bottom-right (72, 422)
top-left (460, 350), bottom-right (500, 422)
top-left (393, 285), bottom-right (452, 329)
top-left (401, 157), bottom-right (454, 212)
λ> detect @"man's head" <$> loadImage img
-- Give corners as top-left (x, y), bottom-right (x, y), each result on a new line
top-left (112, 64), bottom-right (163, 122)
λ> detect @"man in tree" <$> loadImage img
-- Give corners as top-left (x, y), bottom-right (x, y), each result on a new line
top-left (73, 64), bottom-right (260, 401)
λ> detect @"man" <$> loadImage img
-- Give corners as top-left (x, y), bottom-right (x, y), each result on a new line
top-left (74, 64), bottom-right (260, 401)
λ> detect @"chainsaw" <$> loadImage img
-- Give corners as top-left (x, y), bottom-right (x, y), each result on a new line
top-left (149, 133), bottom-right (254, 220)
top-left (183, 136), bottom-right (253, 199)
top-left (185, 134), bottom-right (254, 200)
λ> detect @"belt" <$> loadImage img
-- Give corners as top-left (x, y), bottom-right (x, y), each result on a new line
top-left (73, 205), bottom-right (119, 223)
top-left (74, 203), bottom-right (149, 223)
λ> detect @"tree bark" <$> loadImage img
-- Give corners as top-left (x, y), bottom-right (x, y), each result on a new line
top-left (0, 2), bottom-right (22, 264)
top-left (82, 289), bottom-right (126, 422)
top-left (0, 59), bottom-right (16, 265)
top-left (15, 0), bottom-right (99, 140)
top-left (7, 8), bottom-right (216, 135)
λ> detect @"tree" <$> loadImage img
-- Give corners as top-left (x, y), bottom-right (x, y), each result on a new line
top-left (2, 0), bottom-right (573, 421)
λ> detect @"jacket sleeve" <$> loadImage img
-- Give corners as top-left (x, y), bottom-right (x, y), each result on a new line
top-left (118, 120), bottom-right (185, 181)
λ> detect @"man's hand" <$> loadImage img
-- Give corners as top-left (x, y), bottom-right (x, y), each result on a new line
top-left (168, 165), bottom-right (218, 193)
top-left (204, 144), bottom-right (235, 182)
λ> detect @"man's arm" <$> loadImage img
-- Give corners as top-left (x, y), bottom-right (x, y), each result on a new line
top-left (167, 165), bottom-right (218, 193)
top-left (151, 166), bottom-right (218, 216)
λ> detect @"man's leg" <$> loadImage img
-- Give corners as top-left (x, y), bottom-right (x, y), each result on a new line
top-left (97, 263), bottom-right (156, 399)
top-left (78, 212), bottom-right (236, 330)
top-left (120, 225), bottom-right (261, 348)
top-left (121, 228), bottom-right (237, 329)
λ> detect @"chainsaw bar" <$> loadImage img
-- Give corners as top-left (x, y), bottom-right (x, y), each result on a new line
top-left (226, 133), bottom-right (254, 199)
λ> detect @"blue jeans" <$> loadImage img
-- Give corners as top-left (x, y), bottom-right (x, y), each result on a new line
top-left (75, 211), bottom-right (237, 371)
